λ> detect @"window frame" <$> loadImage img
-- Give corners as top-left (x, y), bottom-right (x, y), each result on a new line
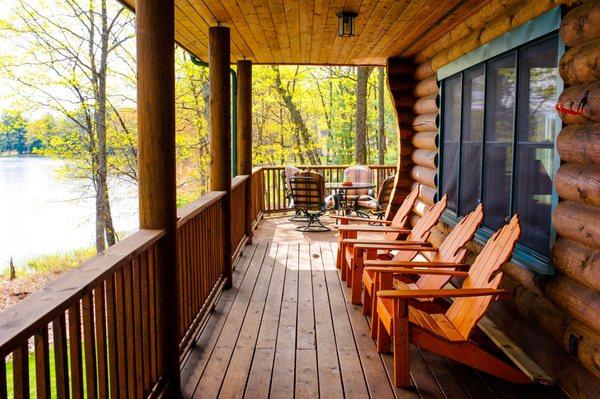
top-left (436, 8), bottom-right (564, 275)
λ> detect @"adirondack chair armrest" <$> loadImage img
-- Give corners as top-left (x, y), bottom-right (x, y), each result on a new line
top-left (364, 260), bottom-right (469, 269)
top-left (336, 225), bottom-right (411, 233)
top-left (364, 267), bottom-right (469, 277)
top-left (331, 215), bottom-right (392, 225)
top-left (377, 288), bottom-right (510, 300)
top-left (342, 239), bottom-right (430, 246)
top-left (355, 243), bottom-right (439, 251)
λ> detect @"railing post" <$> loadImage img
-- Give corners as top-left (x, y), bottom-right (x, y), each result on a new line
top-left (210, 26), bottom-right (233, 289)
top-left (136, 0), bottom-right (179, 394)
top-left (237, 59), bottom-right (253, 244)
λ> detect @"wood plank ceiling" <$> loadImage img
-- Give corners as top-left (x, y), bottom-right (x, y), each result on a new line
top-left (121, 0), bottom-right (490, 65)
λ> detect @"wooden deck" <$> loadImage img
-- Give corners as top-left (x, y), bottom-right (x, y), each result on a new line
top-left (179, 216), bottom-right (566, 398)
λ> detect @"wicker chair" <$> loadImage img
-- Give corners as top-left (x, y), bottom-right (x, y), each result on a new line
top-left (289, 171), bottom-right (333, 232)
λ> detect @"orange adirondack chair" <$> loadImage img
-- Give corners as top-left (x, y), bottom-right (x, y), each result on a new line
top-left (362, 204), bottom-right (484, 339)
top-left (341, 194), bottom-right (447, 304)
top-left (334, 187), bottom-right (419, 279)
top-left (372, 215), bottom-right (528, 387)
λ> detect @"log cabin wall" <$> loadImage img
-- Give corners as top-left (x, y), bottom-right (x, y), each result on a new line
top-left (385, 59), bottom-right (418, 218)
top-left (387, 0), bottom-right (600, 397)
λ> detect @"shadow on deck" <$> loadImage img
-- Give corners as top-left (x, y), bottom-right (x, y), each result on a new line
top-left (179, 216), bottom-right (565, 398)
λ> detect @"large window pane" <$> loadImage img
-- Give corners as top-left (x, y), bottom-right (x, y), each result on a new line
top-left (441, 75), bottom-right (461, 212)
top-left (482, 54), bottom-right (516, 230)
top-left (514, 35), bottom-right (559, 255)
top-left (458, 66), bottom-right (485, 215)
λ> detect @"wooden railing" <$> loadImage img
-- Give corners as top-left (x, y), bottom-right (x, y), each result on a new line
top-left (0, 165), bottom-right (394, 397)
top-left (255, 165), bottom-right (397, 213)
top-left (0, 229), bottom-right (165, 398)
top-left (250, 167), bottom-right (265, 227)
top-left (231, 175), bottom-right (249, 259)
top-left (176, 191), bottom-right (226, 351)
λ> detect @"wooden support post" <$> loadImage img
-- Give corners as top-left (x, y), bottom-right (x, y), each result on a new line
top-left (237, 60), bottom-right (253, 244)
top-left (136, 0), bottom-right (179, 394)
top-left (210, 26), bottom-right (233, 289)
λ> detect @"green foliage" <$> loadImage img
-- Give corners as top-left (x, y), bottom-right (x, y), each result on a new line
top-left (20, 247), bottom-right (96, 274)
top-left (0, 111), bottom-right (28, 154)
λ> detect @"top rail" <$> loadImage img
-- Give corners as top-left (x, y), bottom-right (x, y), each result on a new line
top-left (0, 228), bottom-right (165, 357)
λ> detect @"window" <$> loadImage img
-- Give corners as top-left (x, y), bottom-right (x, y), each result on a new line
top-left (439, 33), bottom-right (560, 264)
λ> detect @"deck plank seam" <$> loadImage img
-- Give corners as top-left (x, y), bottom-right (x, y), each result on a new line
top-left (237, 243), bottom-right (282, 397)
top-left (215, 242), bottom-right (277, 398)
top-left (192, 243), bottom-right (269, 397)
top-left (179, 242), bottom-right (259, 394)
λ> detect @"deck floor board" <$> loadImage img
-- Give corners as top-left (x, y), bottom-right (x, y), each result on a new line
top-left (184, 217), bottom-right (567, 399)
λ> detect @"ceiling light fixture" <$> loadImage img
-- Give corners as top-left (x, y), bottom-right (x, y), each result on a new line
top-left (336, 11), bottom-right (357, 37)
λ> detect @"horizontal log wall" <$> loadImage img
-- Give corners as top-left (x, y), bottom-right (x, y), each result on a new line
top-left (386, 0), bottom-right (600, 396)
top-left (385, 58), bottom-right (418, 218)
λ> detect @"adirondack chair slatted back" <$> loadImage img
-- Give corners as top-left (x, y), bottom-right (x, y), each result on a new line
top-left (446, 215), bottom-right (521, 340)
top-left (416, 204), bottom-right (484, 289)
top-left (399, 194), bottom-right (447, 246)
top-left (383, 186), bottom-right (419, 241)
top-left (289, 171), bottom-right (326, 212)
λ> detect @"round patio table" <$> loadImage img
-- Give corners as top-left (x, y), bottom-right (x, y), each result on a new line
top-left (326, 182), bottom-right (375, 213)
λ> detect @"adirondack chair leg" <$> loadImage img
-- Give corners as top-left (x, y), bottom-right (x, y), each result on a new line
top-left (393, 299), bottom-right (411, 388)
top-left (376, 317), bottom-right (390, 353)
top-left (371, 272), bottom-right (393, 339)
top-left (411, 328), bottom-right (530, 384)
top-left (351, 249), bottom-right (364, 304)
top-left (362, 283), bottom-right (372, 316)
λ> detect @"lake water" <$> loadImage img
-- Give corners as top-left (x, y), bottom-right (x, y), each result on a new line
top-left (0, 156), bottom-right (139, 270)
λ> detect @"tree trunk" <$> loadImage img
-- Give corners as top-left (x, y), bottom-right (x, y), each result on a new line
top-left (98, 0), bottom-right (116, 247)
top-left (272, 66), bottom-right (320, 164)
top-left (355, 66), bottom-right (372, 165)
top-left (377, 67), bottom-right (386, 165)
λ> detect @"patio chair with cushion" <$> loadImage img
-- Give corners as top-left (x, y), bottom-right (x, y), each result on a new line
top-left (282, 165), bottom-right (302, 220)
top-left (354, 174), bottom-right (395, 219)
top-left (289, 170), bottom-right (333, 232)
top-left (341, 165), bottom-right (374, 208)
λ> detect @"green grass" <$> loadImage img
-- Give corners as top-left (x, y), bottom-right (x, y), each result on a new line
top-left (5, 346), bottom-right (57, 397)
top-left (23, 247), bottom-right (97, 274)
top-left (4, 344), bottom-right (90, 398)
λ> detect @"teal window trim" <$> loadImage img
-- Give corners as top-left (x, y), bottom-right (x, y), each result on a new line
top-left (436, 7), bottom-right (565, 276)
top-left (441, 212), bottom-right (553, 275)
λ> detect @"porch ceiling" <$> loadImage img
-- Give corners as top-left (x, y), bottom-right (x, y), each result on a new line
top-left (120, 0), bottom-right (490, 65)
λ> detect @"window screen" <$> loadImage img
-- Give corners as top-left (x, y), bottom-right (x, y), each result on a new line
top-left (482, 54), bottom-right (516, 230)
top-left (439, 33), bottom-right (559, 260)
top-left (514, 37), bottom-right (558, 256)
top-left (441, 76), bottom-right (461, 213)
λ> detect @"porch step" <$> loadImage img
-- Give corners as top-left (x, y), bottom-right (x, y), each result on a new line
top-left (478, 315), bottom-right (555, 385)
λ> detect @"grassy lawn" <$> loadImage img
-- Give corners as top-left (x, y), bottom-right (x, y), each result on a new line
top-left (4, 345), bottom-right (89, 398)
top-left (5, 347), bottom-right (57, 397)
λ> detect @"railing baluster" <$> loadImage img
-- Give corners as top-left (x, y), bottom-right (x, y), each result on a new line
top-left (53, 314), bottom-right (69, 399)
top-left (68, 303), bottom-right (84, 398)
top-left (34, 327), bottom-right (50, 399)
top-left (140, 251), bottom-right (151, 393)
top-left (114, 268), bottom-right (128, 397)
top-left (133, 256), bottom-right (144, 397)
top-left (123, 261), bottom-right (136, 398)
top-left (0, 355), bottom-right (7, 399)
top-left (82, 292), bottom-right (98, 399)
top-left (12, 343), bottom-right (29, 399)
top-left (105, 276), bottom-right (120, 398)
top-left (94, 284), bottom-right (108, 399)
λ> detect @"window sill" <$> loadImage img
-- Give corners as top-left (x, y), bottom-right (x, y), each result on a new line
top-left (441, 211), bottom-right (554, 276)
